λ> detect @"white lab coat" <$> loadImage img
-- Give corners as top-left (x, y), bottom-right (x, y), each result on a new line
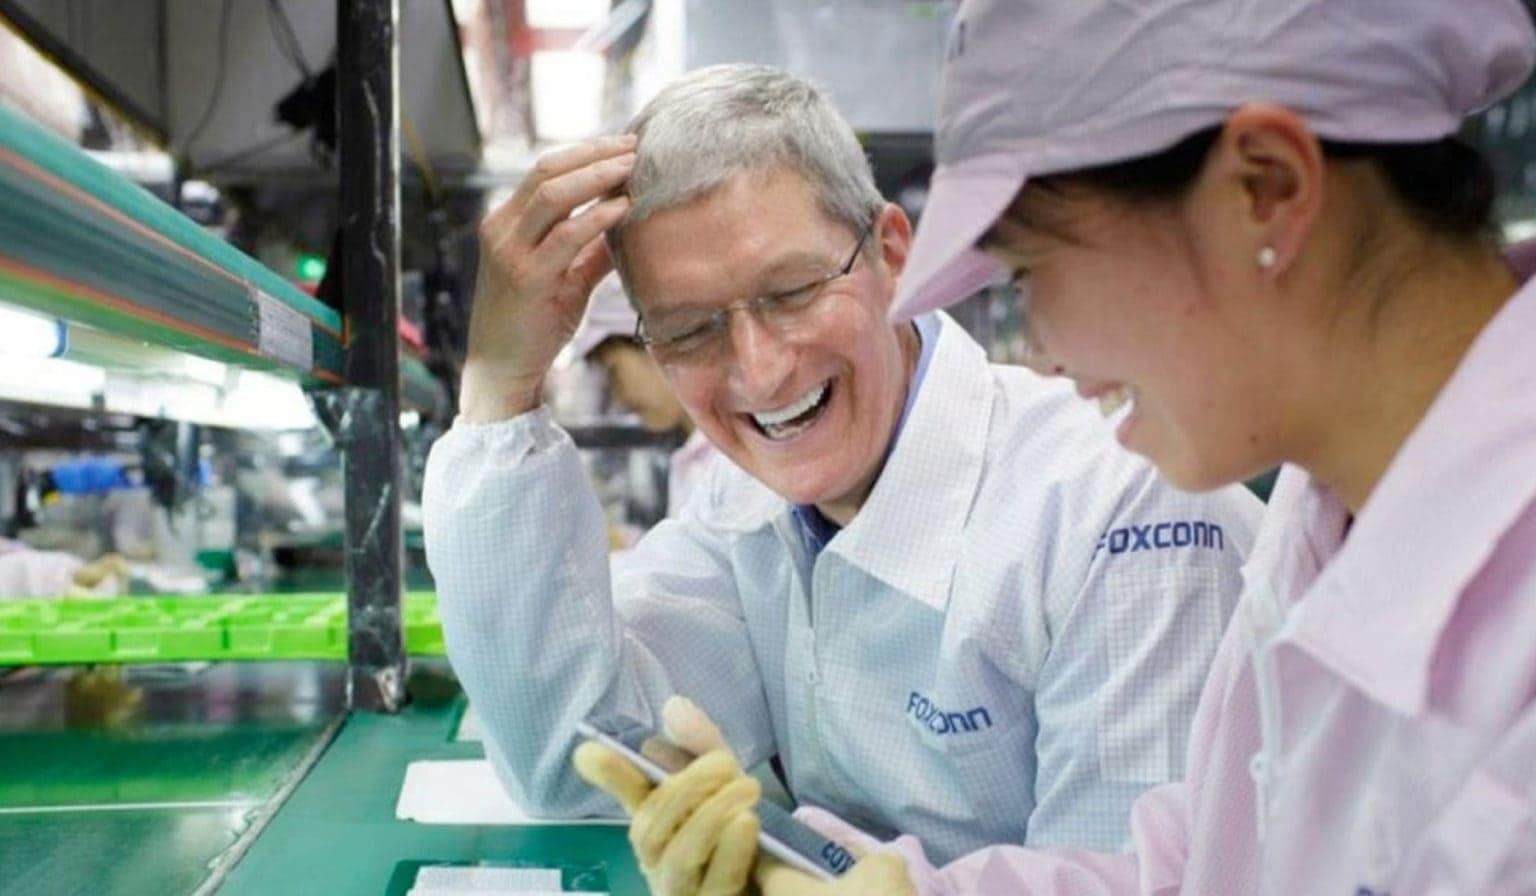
top-left (666, 429), bottom-right (718, 516)
top-left (423, 314), bottom-right (1262, 861)
top-left (0, 538), bottom-right (82, 598)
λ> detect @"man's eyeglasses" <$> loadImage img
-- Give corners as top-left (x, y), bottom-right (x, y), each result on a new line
top-left (634, 225), bottom-right (871, 367)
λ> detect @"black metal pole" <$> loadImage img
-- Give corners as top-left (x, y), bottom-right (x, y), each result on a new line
top-left (337, 0), bottom-right (406, 712)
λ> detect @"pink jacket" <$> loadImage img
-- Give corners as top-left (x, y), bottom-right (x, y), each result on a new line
top-left (801, 274), bottom-right (1536, 893)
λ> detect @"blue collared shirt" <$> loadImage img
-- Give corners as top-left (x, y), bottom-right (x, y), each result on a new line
top-left (790, 313), bottom-right (942, 555)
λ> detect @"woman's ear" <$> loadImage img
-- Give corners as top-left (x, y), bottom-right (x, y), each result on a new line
top-left (1210, 104), bottom-right (1326, 277)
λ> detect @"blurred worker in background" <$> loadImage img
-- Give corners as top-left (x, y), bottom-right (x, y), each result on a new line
top-left (698, 0), bottom-right (1536, 893)
top-left (0, 537), bottom-right (128, 598)
top-left (424, 64), bottom-right (1261, 895)
top-left (567, 272), bottom-right (719, 514)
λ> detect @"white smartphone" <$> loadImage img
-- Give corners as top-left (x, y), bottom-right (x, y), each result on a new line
top-left (576, 717), bottom-right (852, 881)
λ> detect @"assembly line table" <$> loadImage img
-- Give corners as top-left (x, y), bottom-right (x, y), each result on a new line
top-left (0, 661), bottom-right (645, 895)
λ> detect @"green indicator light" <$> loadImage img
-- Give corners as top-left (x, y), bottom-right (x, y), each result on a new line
top-left (296, 253), bottom-right (327, 282)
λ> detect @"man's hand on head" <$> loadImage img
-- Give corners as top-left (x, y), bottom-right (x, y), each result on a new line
top-left (459, 134), bottom-right (636, 423)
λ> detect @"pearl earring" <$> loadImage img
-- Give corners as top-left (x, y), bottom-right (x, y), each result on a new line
top-left (1257, 246), bottom-right (1277, 270)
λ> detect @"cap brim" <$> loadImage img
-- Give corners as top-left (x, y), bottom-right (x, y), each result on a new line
top-left (890, 158), bottom-right (1024, 322)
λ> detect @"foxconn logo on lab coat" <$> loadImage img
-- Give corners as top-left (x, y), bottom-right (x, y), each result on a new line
top-left (1095, 520), bottom-right (1227, 556)
top-left (908, 692), bottom-right (993, 735)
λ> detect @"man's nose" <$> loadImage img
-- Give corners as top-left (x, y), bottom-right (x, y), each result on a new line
top-left (727, 309), bottom-right (796, 401)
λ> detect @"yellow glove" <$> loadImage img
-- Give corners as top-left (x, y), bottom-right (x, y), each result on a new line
top-left (756, 851), bottom-right (916, 896)
top-left (68, 552), bottom-right (130, 597)
top-left (64, 665), bottom-right (143, 728)
top-left (572, 696), bottom-right (762, 896)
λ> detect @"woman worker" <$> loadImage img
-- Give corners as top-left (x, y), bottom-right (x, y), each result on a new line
top-left (564, 272), bottom-right (718, 515)
top-left (841, 0), bottom-right (1536, 892)
top-left (584, 0), bottom-right (1536, 893)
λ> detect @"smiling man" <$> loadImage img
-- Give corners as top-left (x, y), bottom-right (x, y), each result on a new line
top-left (423, 64), bottom-right (1261, 878)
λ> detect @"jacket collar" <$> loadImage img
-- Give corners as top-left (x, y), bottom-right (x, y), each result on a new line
top-left (703, 314), bottom-right (995, 611)
top-left (1281, 276), bottom-right (1536, 716)
top-left (821, 313), bottom-right (993, 612)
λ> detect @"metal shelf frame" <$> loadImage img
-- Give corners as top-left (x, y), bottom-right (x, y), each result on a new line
top-left (0, 0), bottom-right (419, 713)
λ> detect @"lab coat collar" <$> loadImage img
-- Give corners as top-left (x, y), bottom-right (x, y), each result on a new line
top-left (701, 313), bottom-right (993, 613)
top-left (825, 312), bottom-right (993, 612)
top-left (1282, 276), bottom-right (1536, 717)
top-left (670, 428), bottom-right (713, 470)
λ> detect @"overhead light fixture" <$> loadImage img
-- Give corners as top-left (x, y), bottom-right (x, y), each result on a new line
top-left (219, 370), bottom-right (317, 430)
top-left (0, 355), bottom-right (103, 408)
top-left (531, 50), bottom-right (605, 142)
top-left (174, 353), bottom-right (231, 388)
top-left (0, 303), bottom-right (66, 358)
top-left (631, 0), bottom-right (685, 108)
top-left (97, 368), bottom-right (317, 430)
top-left (526, 0), bottom-right (609, 30)
top-left (1503, 218), bottom-right (1536, 244)
top-left (60, 325), bottom-right (230, 387)
top-left (0, 316), bottom-right (314, 428)
top-left (451, 0), bottom-right (484, 26)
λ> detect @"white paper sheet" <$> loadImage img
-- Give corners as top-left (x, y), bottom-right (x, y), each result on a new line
top-left (414, 866), bottom-right (561, 889)
top-left (455, 706), bottom-right (483, 743)
top-left (407, 863), bottom-right (609, 895)
top-left (408, 890), bottom-right (569, 896)
top-left (394, 759), bottom-right (626, 826)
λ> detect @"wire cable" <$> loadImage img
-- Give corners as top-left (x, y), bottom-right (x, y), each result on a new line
top-left (196, 129), bottom-right (305, 175)
top-left (180, 0), bottom-right (233, 169)
top-left (265, 0), bottom-right (313, 81)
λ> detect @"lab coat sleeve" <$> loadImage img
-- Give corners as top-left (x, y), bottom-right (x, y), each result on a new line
top-left (422, 409), bottom-right (773, 817)
top-left (839, 687), bottom-right (1536, 894)
top-left (1394, 694), bottom-right (1536, 891)
top-left (795, 783), bottom-right (1187, 895)
top-left (1027, 467), bottom-right (1258, 849)
top-left (0, 549), bottom-right (83, 598)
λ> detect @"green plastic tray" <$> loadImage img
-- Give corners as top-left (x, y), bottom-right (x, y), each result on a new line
top-left (0, 592), bottom-right (443, 665)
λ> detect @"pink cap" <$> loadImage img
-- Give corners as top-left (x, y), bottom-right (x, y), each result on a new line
top-left (569, 272), bottom-right (640, 360)
top-left (892, 0), bottom-right (1536, 320)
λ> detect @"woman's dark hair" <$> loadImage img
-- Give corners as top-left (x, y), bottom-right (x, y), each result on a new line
top-left (1048, 126), bottom-right (1497, 238)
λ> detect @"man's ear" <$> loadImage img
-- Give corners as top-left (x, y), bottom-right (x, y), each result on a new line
top-left (874, 201), bottom-right (914, 283)
top-left (1209, 104), bottom-right (1326, 277)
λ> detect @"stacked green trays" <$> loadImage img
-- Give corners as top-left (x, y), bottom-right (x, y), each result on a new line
top-left (0, 592), bottom-right (443, 665)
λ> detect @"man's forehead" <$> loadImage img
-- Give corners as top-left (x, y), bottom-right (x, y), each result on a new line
top-left (630, 237), bottom-right (844, 313)
top-left (625, 181), bottom-right (852, 309)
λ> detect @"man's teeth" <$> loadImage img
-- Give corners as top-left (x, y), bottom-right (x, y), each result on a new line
top-left (1098, 386), bottom-right (1134, 418)
top-left (752, 383), bottom-right (828, 428)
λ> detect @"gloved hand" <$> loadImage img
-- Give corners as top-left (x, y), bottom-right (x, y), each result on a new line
top-left (753, 805), bottom-right (917, 896)
top-left (70, 552), bottom-right (130, 595)
top-left (572, 696), bottom-right (762, 895)
top-left (756, 852), bottom-right (916, 896)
